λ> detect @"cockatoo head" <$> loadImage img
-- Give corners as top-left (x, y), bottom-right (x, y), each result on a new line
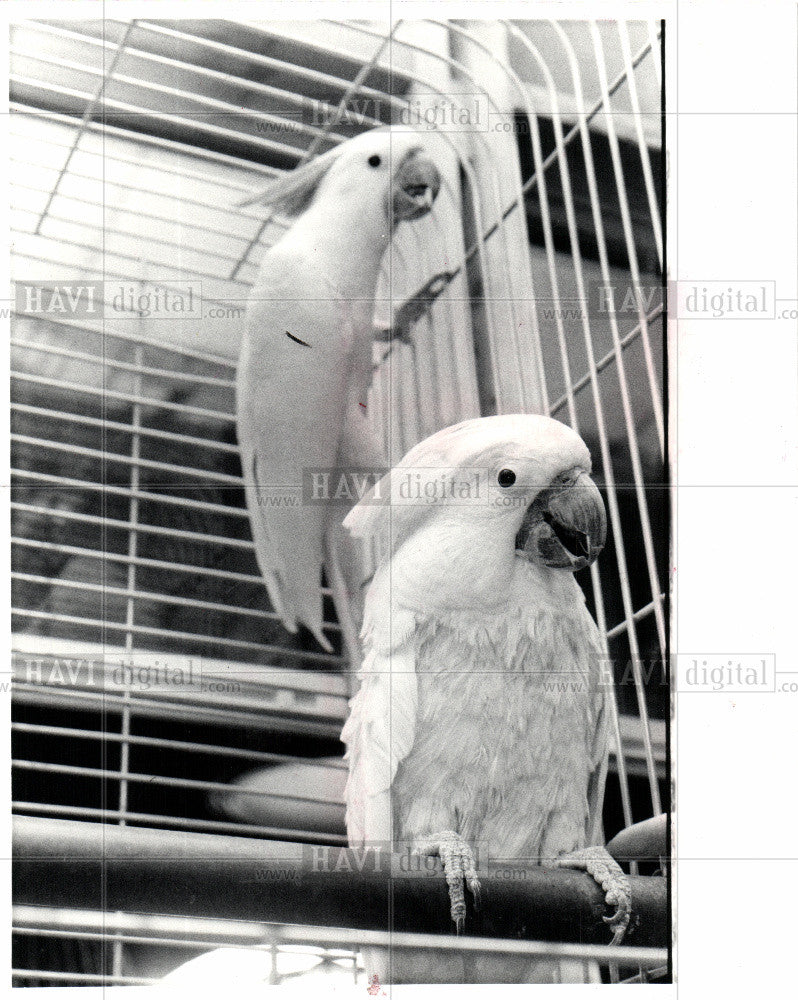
top-left (242, 127), bottom-right (441, 225)
top-left (345, 415), bottom-right (606, 610)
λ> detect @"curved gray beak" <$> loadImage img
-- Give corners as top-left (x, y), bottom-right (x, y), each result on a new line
top-left (516, 470), bottom-right (607, 572)
top-left (390, 149), bottom-right (441, 222)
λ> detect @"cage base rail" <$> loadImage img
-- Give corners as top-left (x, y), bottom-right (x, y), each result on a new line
top-left (14, 816), bottom-right (666, 949)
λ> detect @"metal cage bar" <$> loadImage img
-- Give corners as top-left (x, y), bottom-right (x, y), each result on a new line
top-left (549, 22), bottom-right (663, 814)
top-left (12, 904), bottom-right (665, 987)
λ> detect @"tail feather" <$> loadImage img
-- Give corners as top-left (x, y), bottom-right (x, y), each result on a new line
top-left (242, 449), bottom-right (333, 652)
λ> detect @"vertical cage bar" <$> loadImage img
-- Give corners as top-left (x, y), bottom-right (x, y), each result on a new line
top-left (647, 21), bottom-right (663, 88)
top-left (111, 334), bottom-right (144, 981)
top-left (35, 20), bottom-right (139, 235)
top-left (590, 567), bottom-right (635, 833)
top-left (452, 21), bottom-right (548, 415)
top-left (551, 21), bottom-right (661, 814)
top-left (499, 23), bottom-right (636, 830)
top-left (449, 21), bottom-right (565, 417)
top-left (588, 23), bottom-right (667, 660)
top-left (344, 20), bottom-right (541, 414)
top-left (618, 23), bottom-right (663, 270)
top-left (589, 23), bottom-right (665, 458)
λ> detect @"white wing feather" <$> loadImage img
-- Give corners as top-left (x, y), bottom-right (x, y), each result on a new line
top-left (341, 575), bottom-right (418, 847)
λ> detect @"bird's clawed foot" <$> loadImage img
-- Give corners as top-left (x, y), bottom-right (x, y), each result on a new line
top-left (413, 830), bottom-right (481, 932)
top-left (555, 846), bottom-right (632, 945)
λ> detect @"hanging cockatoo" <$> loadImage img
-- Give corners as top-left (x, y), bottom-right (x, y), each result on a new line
top-left (341, 413), bottom-right (631, 983)
top-left (237, 129), bottom-right (441, 651)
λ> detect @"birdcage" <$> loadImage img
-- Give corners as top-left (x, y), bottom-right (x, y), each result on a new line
top-left (10, 16), bottom-right (669, 986)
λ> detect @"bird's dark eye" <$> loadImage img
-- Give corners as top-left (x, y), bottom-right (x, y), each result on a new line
top-left (498, 468), bottom-right (516, 487)
top-left (368, 154), bottom-right (381, 168)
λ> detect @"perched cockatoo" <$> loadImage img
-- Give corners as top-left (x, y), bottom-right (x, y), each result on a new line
top-left (237, 128), bottom-right (441, 651)
top-left (341, 414), bottom-right (631, 983)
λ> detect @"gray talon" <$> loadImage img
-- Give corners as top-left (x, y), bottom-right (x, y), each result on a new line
top-left (555, 845), bottom-right (632, 945)
top-left (413, 830), bottom-right (481, 930)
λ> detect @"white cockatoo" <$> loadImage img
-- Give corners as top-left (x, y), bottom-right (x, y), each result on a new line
top-left (341, 413), bottom-right (631, 983)
top-left (237, 128), bottom-right (441, 651)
